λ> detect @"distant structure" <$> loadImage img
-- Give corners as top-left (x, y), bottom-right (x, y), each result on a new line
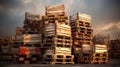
top-left (109, 39), bottom-right (120, 58)
top-left (42, 4), bottom-right (74, 64)
top-left (18, 12), bottom-right (42, 64)
top-left (70, 13), bottom-right (93, 63)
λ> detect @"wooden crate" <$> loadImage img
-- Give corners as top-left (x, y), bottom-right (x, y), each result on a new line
top-left (90, 53), bottom-right (108, 64)
top-left (70, 20), bottom-right (85, 27)
top-left (44, 22), bottom-right (71, 37)
top-left (43, 35), bottom-right (72, 47)
top-left (18, 54), bottom-right (42, 64)
top-left (16, 27), bottom-right (23, 35)
top-left (50, 62), bottom-right (74, 64)
top-left (45, 54), bottom-right (74, 64)
top-left (43, 14), bottom-right (68, 20)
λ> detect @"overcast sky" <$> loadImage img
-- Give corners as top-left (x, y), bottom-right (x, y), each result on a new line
top-left (0, 0), bottom-right (120, 39)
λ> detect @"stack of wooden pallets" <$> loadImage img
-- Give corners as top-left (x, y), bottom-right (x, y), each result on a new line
top-left (42, 4), bottom-right (74, 64)
top-left (23, 12), bottom-right (42, 34)
top-left (91, 53), bottom-right (108, 64)
top-left (11, 27), bottom-right (23, 62)
top-left (18, 12), bottom-right (42, 64)
top-left (70, 13), bottom-right (93, 63)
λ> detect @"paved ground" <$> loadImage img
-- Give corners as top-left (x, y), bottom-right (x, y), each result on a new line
top-left (0, 59), bottom-right (120, 67)
top-left (1, 64), bottom-right (120, 67)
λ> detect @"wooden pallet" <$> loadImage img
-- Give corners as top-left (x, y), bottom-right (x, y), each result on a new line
top-left (99, 60), bottom-right (108, 64)
top-left (43, 35), bottom-right (72, 47)
top-left (76, 52), bottom-right (108, 64)
top-left (100, 53), bottom-right (108, 57)
top-left (92, 57), bottom-right (100, 61)
top-left (45, 54), bottom-right (74, 59)
top-left (46, 13), bottom-right (67, 17)
top-left (73, 30), bottom-right (91, 35)
top-left (50, 62), bottom-right (64, 64)
top-left (45, 61), bottom-right (74, 64)
top-left (92, 53), bottom-right (108, 57)
top-left (85, 23), bottom-right (92, 28)
top-left (45, 54), bottom-right (74, 63)
top-left (70, 21), bottom-right (92, 28)
top-left (21, 44), bottom-right (41, 47)
top-left (90, 61), bottom-right (100, 64)
top-left (23, 20), bottom-right (42, 34)
top-left (70, 21), bottom-right (85, 27)
top-left (90, 60), bottom-right (108, 64)
top-left (18, 54), bottom-right (42, 64)
top-left (50, 62), bottom-right (74, 64)
top-left (90, 53), bottom-right (108, 64)
top-left (45, 35), bottom-right (72, 39)
top-left (99, 57), bottom-right (108, 61)
top-left (83, 41), bottom-right (93, 45)
top-left (18, 58), bottom-right (40, 64)
top-left (44, 19), bottom-right (68, 25)
top-left (46, 16), bottom-right (68, 20)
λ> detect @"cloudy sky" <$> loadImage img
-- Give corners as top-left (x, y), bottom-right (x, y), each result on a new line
top-left (0, 0), bottom-right (120, 39)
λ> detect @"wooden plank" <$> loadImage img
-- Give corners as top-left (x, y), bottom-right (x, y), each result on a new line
top-left (46, 4), bottom-right (65, 14)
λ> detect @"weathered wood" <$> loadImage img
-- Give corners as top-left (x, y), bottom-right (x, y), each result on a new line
top-left (46, 4), bottom-right (65, 15)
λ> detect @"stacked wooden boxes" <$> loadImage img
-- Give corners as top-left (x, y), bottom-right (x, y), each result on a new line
top-left (91, 44), bottom-right (108, 64)
top-left (70, 13), bottom-right (93, 63)
top-left (42, 4), bottom-right (74, 64)
top-left (76, 44), bottom-right (108, 64)
top-left (15, 27), bottom-right (23, 44)
top-left (18, 12), bottom-right (42, 64)
top-left (23, 12), bottom-right (42, 34)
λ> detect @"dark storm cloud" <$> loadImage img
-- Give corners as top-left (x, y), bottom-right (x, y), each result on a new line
top-left (108, 27), bottom-right (120, 39)
top-left (101, 0), bottom-right (120, 22)
top-left (96, 0), bottom-right (120, 39)
top-left (0, 0), bottom-right (24, 38)
top-left (0, 0), bottom-right (24, 11)
top-left (102, 23), bottom-right (120, 39)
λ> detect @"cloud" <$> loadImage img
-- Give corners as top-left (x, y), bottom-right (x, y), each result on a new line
top-left (22, 0), bottom-right (32, 4)
top-left (98, 0), bottom-right (120, 22)
top-left (101, 23), bottom-right (114, 31)
top-left (0, 0), bottom-right (25, 37)
top-left (94, 21), bottom-right (120, 39)
top-left (0, 0), bottom-right (24, 10)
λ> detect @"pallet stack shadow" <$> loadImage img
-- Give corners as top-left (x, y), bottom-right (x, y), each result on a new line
top-left (41, 4), bottom-right (74, 64)
top-left (18, 13), bottom-right (42, 64)
top-left (70, 13), bottom-right (93, 63)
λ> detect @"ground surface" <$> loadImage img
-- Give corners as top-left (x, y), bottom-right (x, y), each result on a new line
top-left (0, 59), bottom-right (120, 67)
